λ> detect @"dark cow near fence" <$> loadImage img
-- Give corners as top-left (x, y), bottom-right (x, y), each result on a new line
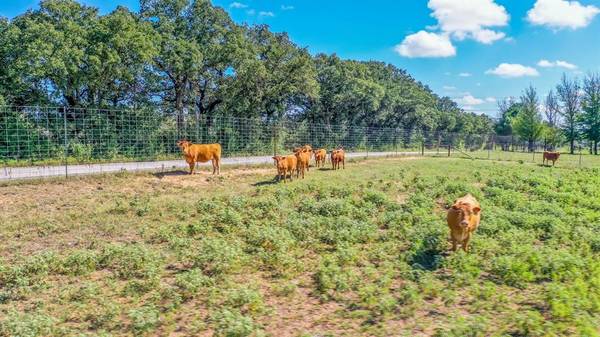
top-left (543, 151), bottom-right (560, 167)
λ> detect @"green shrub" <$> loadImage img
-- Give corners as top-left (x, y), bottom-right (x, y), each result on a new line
top-left (210, 309), bottom-right (264, 337)
top-left (128, 306), bottom-right (160, 335)
top-left (99, 244), bottom-right (163, 279)
top-left (0, 310), bottom-right (56, 337)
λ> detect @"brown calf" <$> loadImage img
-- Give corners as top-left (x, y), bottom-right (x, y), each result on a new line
top-left (273, 155), bottom-right (298, 182)
top-left (331, 148), bottom-right (345, 170)
top-left (446, 194), bottom-right (481, 252)
top-left (177, 140), bottom-right (222, 175)
top-left (294, 149), bottom-right (311, 179)
top-left (314, 149), bottom-right (327, 168)
top-left (543, 151), bottom-right (560, 166)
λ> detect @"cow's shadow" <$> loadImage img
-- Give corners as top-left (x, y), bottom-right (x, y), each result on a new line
top-left (252, 177), bottom-right (281, 186)
top-left (153, 170), bottom-right (189, 178)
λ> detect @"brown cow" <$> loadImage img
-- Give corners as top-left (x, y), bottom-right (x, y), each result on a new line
top-left (294, 149), bottom-right (311, 179)
top-left (331, 148), bottom-right (345, 170)
top-left (314, 149), bottom-right (327, 168)
top-left (543, 151), bottom-right (560, 166)
top-left (447, 194), bottom-right (481, 252)
top-left (177, 140), bottom-right (222, 175)
top-left (293, 145), bottom-right (313, 172)
top-left (273, 155), bottom-right (298, 182)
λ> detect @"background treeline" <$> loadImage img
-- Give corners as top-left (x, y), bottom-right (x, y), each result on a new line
top-left (496, 74), bottom-right (600, 154)
top-left (0, 0), bottom-right (493, 136)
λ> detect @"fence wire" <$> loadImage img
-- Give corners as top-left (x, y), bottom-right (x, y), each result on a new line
top-left (1, 106), bottom-right (598, 180)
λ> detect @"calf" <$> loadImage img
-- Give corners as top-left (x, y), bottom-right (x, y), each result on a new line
top-left (330, 148), bottom-right (345, 170)
top-left (446, 194), bottom-right (481, 252)
top-left (177, 140), bottom-right (222, 175)
top-left (314, 149), bottom-right (327, 168)
top-left (543, 151), bottom-right (560, 166)
top-left (294, 149), bottom-right (311, 179)
top-left (273, 155), bottom-right (298, 182)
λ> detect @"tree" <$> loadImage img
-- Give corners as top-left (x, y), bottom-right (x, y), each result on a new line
top-left (556, 74), bottom-right (581, 154)
top-left (544, 89), bottom-right (560, 127)
top-left (512, 86), bottom-right (544, 152)
top-left (495, 97), bottom-right (519, 136)
top-left (231, 25), bottom-right (318, 120)
top-left (141, 0), bottom-right (203, 132)
top-left (580, 73), bottom-right (600, 154)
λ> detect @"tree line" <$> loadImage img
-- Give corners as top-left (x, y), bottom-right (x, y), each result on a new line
top-left (496, 73), bottom-right (600, 155)
top-left (0, 0), bottom-right (493, 136)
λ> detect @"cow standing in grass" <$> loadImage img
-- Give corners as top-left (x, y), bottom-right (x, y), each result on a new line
top-left (543, 151), bottom-right (560, 166)
top-left (447, 194), bottom-right (481, 252)
top-left (294, 147), bottom-right (312, 179)
top-left (314, 149), bottom-right (327, 168)
top-left (273, 155), bottom-right (298, 182)
top-left (331, 148), bottom-right (345, 170)
top-left (177, 140), bottom-right (222, 175)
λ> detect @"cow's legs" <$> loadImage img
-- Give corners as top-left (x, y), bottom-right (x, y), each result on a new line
top-left (451, 239), bottom-right (458, 252)
top-left (463, 235), bottom-right (472, 252)
top-left (188, 161), bottom-right (195, 175)
top-left (342, 159), bottom-right (345, 169)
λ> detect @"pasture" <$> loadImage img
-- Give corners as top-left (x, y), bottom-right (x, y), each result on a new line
top-left (1, 157), bottom-right (599, 336)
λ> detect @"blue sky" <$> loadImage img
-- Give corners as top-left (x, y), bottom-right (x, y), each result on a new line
top-left (2, 0), bottom-right (600, 117)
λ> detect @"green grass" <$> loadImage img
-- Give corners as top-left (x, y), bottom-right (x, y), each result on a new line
top-left (1, 157), bottom-right (599, 336)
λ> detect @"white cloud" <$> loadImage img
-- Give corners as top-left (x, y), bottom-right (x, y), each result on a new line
top-left (486, 97), bottom-right (497, 102)
top-left (527, 0), bottom-right (599, 29)
top-left (395, 31), bottom-right (456, 58)
top-left (537, 59), bottom-right (578, 69)
top-left (486, 63), bottom-right (540, 78)
top-left (428, 0), bottom-right (510, 44)
top-left (229, 2), bottom-right (248, 9)
top-left (456, 94), bottom-right (485, 106)
top-left (443, 85), bottom-right (457, 91)
top-left (459, 72), bottom-right (472, 77)
top-left (281, 5), bottom-right (295, 10)
top-left (259, 11), bottom-right (275, 17)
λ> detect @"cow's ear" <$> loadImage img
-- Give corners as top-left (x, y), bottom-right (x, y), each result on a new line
top-left (473, 206), bottom-right (481, 214)
top-left (451, 204), bottom-right (460, 210)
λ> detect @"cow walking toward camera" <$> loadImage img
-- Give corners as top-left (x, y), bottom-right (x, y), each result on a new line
top-left (273, 155), bottom-right (298, 182)
top-left (543, 151), bottom-right (560, 167)
top-left (447, 194), bottom-right (481, 252)
top-left (177, 140), bottom-right (222, 175)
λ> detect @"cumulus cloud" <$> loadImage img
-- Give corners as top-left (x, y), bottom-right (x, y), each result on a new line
top-left (281, 5), bottom-right (295, 10)
top-left (229, 2), bottom-right (248, 9)
top-left (456, 94), bottom-right (485, 106)
top-left (537, 59), bottom-right (578, 69)
top-left (459, 72), bottom-right (472, 77)
top-left (527, 0), bottom-right (599, 29)
top-left (486, 63), bottom-right (540, 78)
top-left (486, 97), bottom-right (497, 102)
top-left (443, 85), bottom-right (457, 91)
top-left (396, 0), bottom-right (509, 58)
top-left (428, 0), bottom-right (510, 44)
top-left (395, 31), bottom-right (456, 58)
top-left (259, 11), bottom-right (275, 17)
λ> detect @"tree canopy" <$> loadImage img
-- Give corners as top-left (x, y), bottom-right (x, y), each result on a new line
top-left (0, 0), bottom-right (492, 135)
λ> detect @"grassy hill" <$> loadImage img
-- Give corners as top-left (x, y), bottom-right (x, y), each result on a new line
top-left (1, 158), bottom-right (599, 336)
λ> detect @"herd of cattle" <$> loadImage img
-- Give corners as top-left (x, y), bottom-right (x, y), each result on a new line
top-left (175, 140), bottom-right (564, 252)
top-left (176, 140), bottom-right (346, 182)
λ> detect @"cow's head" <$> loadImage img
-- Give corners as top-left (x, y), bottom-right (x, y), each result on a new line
top-left (177, 140), bottom-right (191, 150)
top-left (272, 156), bottom-right (285, 168)
top-left (450, 202), bottom-right (481, 228)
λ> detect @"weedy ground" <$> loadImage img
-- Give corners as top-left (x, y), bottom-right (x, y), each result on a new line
top-left (1, 157), bottom-right (599, 337)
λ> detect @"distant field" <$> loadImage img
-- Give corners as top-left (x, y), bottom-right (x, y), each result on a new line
top-left (1, 158), bottom-right (599, 336)
top-left (454, 150), bottom-right (600, 168)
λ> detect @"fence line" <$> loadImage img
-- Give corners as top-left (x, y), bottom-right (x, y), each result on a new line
top-left (1, 106), bottom-right (597, 180)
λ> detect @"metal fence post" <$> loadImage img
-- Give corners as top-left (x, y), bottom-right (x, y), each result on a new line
top-left (579, 145), bottom-right (583, 167)
top-left (447, 137), bottom-right (451, 157)
top-left (63, 107), bottom-right (68, 178)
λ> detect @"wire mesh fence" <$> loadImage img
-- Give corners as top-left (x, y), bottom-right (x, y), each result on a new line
top-left (1, 106), bottom-right (599, 180)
